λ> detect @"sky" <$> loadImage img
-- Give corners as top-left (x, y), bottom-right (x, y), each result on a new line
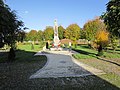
top-left (5, 0), bottom-right (109, 31)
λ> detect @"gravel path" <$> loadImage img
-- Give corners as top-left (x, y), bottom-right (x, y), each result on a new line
top-left (30, 50), bottom-right (105, 79)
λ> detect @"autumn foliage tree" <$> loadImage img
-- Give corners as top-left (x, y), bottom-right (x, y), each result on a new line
top-left (83, 17), bottom-right (106, 41)
top-left (83, 17), bottom-right (107, 49)
top-left (95, 30), bottom-right (109, 56)
top-left (64, 24), bottom-right (81, 41)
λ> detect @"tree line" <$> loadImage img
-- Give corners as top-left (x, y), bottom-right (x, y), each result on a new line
top-left (25, 18), bottom-right (108, 43)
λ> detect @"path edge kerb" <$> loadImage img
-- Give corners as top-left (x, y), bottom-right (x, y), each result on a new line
top-left (29, 54), bottom-right (49, 79)
top-left (70, 54), bottom-right (106, 75)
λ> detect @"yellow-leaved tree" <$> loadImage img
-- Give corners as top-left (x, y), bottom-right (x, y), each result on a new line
top-left (95, 30), bottom-right (109, 56)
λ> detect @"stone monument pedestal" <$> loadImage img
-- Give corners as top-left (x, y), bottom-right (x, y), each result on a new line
top-left (50, 20), bottom-right (62, 51)
top-left (50, 47), bottom-right (62, 51)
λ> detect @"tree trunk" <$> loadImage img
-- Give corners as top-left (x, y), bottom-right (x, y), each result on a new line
top-left (8, 47), bottom-right (16, 62)
top-left (98, 44), bottom-right (103, 56)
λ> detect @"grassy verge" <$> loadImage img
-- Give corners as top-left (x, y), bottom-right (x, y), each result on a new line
top-left (73, 45), bottom-right (120, 59)
top-left (73, 45), bottom-right (120, 88)
top-left (74, 58), bottom-right (120, 87)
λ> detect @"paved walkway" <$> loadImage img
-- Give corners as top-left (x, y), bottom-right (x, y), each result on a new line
top-left (30, 50), bottom-right (105, 79)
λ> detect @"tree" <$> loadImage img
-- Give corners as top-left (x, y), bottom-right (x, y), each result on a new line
top-left (0, 0), bottom-right (24, 61)
top-left (58, 25), bottom-right (65, 39)
top-left (64, 24), bottom-right (81, 47)
top-left (80, 29), bottom-right (86, 39)
top-left (101, 0), bottom-right (120, 37)
top-left (17, 30), bottom-right (26, 42)
top-left (43, 27), bottom-right (54, 41)
top-left (95, 30), bottom-right (109, 56)
top-left (0, 1), bottom-right (24, 47)
top-left (64, 24), bottom-right (81, 41)
top-left (27, 30), bottom-right (38, 41)
top-left (37, 30), bottom-right (43, 41)
top-left (83, 17), bottom-right (106, 41)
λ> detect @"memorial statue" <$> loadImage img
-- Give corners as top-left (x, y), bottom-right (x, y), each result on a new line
top-left (53, 20), bottom-right (60, 47)
top-left (50, 20), bottom-right (62, 51)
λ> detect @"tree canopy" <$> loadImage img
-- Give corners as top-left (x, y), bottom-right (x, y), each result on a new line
top-left (83, 17), bottom-right (106, 41)
top-left (0, 0), bottom-right (24, 48)
top-left (26, 30), bottom-right (38, 41)
top-left (101, 0), bottom-right (120, 37)
top-left (64, 24), bottom-right (81, 41)
top-left (43, 27), bottom-right (54, 41)
top-left (95, 30), bottom-right (109, 47)
top-left (58, 25), bottom-right (65, 40)
top-left (37, 30), bottom-right (43, 41)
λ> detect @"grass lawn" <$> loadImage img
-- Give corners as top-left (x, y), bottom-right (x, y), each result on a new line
top-left (0, 44), bottom-right (44, 63)
top-left (73, 45), bottom-right (120, 88)
top-left (17, 44), bottom-right (42, 52)
top-left (73, 45), bottom-right (120, 59)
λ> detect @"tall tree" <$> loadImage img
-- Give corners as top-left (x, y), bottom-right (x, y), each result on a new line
top-left (0, 0), bottom-right (24, 61)
top-left (83, 17), bottom-right (106, 41)
top-left (64, 24), bottom-right (81, 41)
top-left (101, 0), bottom-right (120, 37)
top-left (0, 0), bottom-right (24, 47)
top-left (58, 25), bottom-right (65, 40)
top-left (43, 27), bottom-right (54, 41)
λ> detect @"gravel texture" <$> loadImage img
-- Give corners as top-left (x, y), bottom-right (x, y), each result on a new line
top-left (30, 51), bottom-right (105, 78)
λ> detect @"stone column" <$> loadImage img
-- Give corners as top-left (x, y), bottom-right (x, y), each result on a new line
top-left (53, 20), bottom-right (60, 47)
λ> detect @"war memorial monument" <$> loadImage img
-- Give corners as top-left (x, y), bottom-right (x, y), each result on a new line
top-left (50, 20), bottom-right (62, 51)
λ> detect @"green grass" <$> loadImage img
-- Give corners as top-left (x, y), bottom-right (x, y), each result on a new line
top-left (72, 45), bottom-right (120, 88)
top-left (17, 44), bottom-right (42, 52)
top-left (104, 52), bottom-right (120, 58)
top-left (15, 50), bottom-right (46, 63)
top-left (99, 73), bottom-right (120, 87)
top-left (72, 45), bottom-right (97, 59)
top-left (75, 58), bottom-right (120, 87)
top-left (73, 54), bottom-right (96, 59)
top-left (0, 44), bottom-right (46, 63)
top-left (73, 45), bottom-right (120, 59)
